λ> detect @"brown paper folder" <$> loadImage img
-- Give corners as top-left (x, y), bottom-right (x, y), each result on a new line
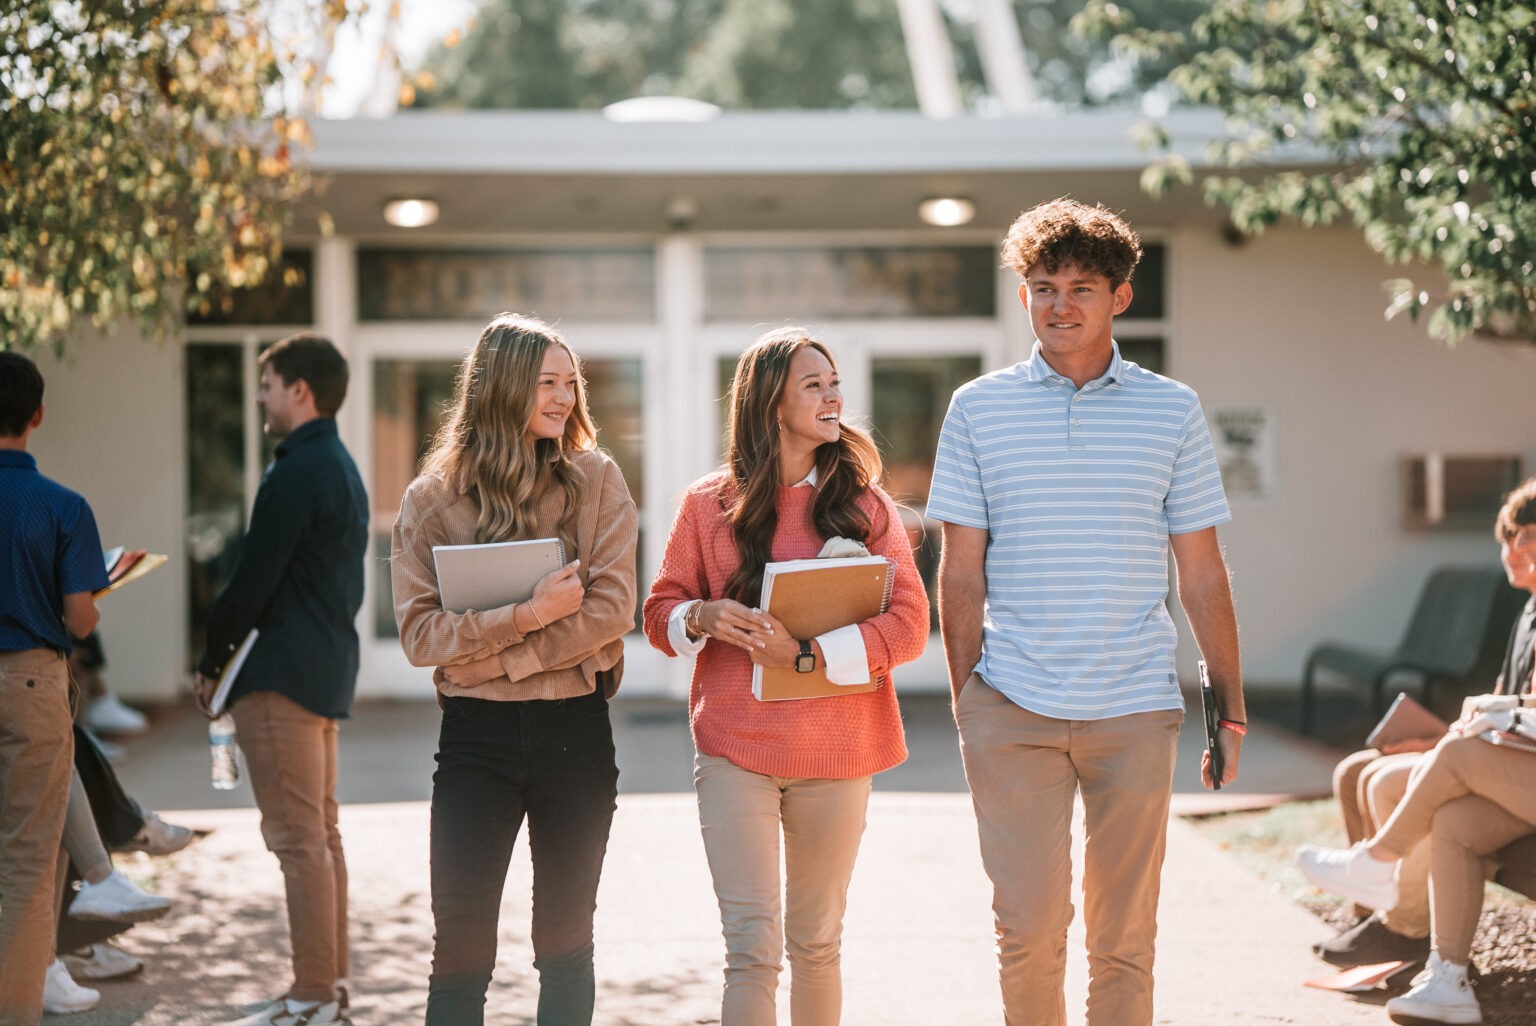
top-left (752, 555), bottom-right (893, 701)
top-left (94, 548), bottom-right (168, 598)
top-left (1364, 692), bottom-right (1448, 749)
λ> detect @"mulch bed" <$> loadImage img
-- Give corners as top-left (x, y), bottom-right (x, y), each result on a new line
top-left (1315, 885), bottom-right (1536, 1023)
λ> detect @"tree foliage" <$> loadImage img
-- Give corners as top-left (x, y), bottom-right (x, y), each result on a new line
top-left (1079, 0), bottom-right (1536, 343)
top-left (410, 0), bottom-right (1205, 111)
top-left (0, 0), bottom-right (351, 355)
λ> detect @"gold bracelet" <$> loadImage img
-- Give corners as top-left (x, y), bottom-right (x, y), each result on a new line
top-left (526, 601), bottom-right (547, 630)
top-left (684, 599), bottom-right (705, 640)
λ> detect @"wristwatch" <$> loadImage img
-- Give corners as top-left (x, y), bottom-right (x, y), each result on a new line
top-left (795, 639), bottom-right (816, 674)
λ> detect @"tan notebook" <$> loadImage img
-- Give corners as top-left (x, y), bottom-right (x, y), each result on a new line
top-left (752, 555), bottom-right (893, 702)
top-left (1364, 692), bottom-right (1448, 749)
top-left (433, 537), bottom-right (566, 613)
top-left (94, 547), bottom-right (168, 598)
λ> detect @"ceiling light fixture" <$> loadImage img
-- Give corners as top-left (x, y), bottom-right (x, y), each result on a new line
top-left (918, 196), bottom-right (976, 227)
top-left (602, 96), bottom-right (722, 123)
top-left (382, 197), bottom-right (440, 228)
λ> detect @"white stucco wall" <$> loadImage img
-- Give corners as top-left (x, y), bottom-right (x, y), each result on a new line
top-left (31, 330), bottom-right (187, 703)
top-left (1161, 223), bottom-right (1536, 684)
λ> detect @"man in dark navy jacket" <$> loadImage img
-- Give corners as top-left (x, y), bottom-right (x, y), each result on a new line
top-left (195, 334), bottom-right (367, 1026)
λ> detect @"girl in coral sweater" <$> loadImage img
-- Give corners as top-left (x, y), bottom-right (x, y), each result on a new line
top-left (391, 314), bottom-right (638, 1026)
top-left (643, 327), bottom-right (928, 1026)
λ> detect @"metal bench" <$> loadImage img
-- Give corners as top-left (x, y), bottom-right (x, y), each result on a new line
top-left (1494, 834), bottom-right (1536, 900)
top-left (1300, 566), bottom-right (1526, 735)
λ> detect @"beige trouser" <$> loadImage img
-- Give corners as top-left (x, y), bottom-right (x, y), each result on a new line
top-left (693, 751), bottom-right (871, 1026)
top-left (1333, 748), bottom-right (1430, 936)
top-left (956, 676), bottom-right (1182, 1026)
top-left (1375, 732), bottom-right (1536, 965)
top-left (232, 690), bottom-right (349, 1003)
top-left (0, 649), bottom-right (73, 1026)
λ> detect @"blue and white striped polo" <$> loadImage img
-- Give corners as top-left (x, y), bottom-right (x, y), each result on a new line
top-left (927, 342), bottom-right (1231, 720)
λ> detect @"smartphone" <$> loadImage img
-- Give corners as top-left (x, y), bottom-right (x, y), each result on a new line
top-left (1200, 660), bottom-right (1223, 791)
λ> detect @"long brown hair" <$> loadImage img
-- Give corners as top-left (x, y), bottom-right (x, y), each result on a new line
top-left (421, 313), bottom-right (597, 546)
top-left (721, 327), bottom-right (886, 604)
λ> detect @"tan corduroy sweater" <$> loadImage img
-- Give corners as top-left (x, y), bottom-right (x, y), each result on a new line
top-left (391, 448), bottom-right (638, 701)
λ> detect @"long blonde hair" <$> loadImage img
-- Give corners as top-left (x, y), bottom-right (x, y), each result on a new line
top-left (721, 327), bottom-right (886, 604)
top-left (422, 314), bottom-right (597, 545)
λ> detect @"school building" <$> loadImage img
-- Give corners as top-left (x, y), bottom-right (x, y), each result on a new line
top-left (31, 107), bottom-right (1536, 704)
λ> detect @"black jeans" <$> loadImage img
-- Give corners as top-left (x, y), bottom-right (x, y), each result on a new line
top-left (425, 688), bottom-right (619, 1026)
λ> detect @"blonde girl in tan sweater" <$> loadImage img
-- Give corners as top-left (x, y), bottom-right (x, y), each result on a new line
top-left (391, 313), bottom-right (637, 1026)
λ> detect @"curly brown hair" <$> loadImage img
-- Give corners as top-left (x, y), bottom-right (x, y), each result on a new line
top-left (1494, 477), bottom-right (1536, 541)
top-left (1001, 197), bottom-right (1142, 287)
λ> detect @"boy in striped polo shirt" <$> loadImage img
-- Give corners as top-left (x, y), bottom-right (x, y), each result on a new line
top-left (929, 198), bottom-right (1246, 1026)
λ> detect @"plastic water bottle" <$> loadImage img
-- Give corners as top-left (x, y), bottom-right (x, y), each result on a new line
top-left (209, 713), bottom-right (240, 790)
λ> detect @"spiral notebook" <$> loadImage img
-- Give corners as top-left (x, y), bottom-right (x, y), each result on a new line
top-left (752, 555), bottom-right (894, 702)
top-left (433, 537), bottom-right (566, 613)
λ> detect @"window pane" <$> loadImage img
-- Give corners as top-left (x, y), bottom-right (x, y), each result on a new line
top-left (370, 356), bottom-right (644, 639)
top-left (372, 359), bottom-right (459, 638)
top-left (716, 356), bottom-right (737, 460)
top-left (1121, 242), bottom-right (1165, 321)
top-left (704, 246), bottom-right (996, 320)
top-left (1117, 337), bottom-right (1165, 375)
top-left (185, 344), bottom-right (246, 667)
top-left (871, 355), bottom-right (983, 629)
top-left (187, 250), bottom-right (314, 326)
top-left (356, 249), bottom-right (655, 322)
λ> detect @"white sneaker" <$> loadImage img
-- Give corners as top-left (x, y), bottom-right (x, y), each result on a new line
top-left (43, 959), bottom-right (100, 1013)
top-left (113, 811), bottom-right (195, 856)
top-left (65, 941), bottom-right (144, 980)
top-left (1387, 952), bottom-right (1482, 1024)
top-left (1296, 841), bottom-right (1400, 911)
top-left (224, 997), bottom-right (348, 1026)
top-left (67, 868), bottom-right (173, 922)
top-left (84, 692), bottom-right (149, 734)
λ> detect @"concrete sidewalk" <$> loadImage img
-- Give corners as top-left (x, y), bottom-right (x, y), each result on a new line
top-left (60, 694), bottom-right (1385, 1025)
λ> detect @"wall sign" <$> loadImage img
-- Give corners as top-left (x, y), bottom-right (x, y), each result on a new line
top-left (1211, 405), bottom-right (1277, 500)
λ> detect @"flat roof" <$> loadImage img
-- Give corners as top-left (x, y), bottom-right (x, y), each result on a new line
top-left (310, 106), bottom-right (1255, 176)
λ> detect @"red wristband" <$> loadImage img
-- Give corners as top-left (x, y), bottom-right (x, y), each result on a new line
top-left (1218, 719), bottom-right (1247, 736)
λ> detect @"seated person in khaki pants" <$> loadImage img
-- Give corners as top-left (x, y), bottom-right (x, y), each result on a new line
top-left (1312, 478), bottom-right (1536, 970)
top-left (1299, 479), bottom-right (1536, 1026)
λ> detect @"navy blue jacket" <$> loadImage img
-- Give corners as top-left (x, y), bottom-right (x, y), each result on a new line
top-left (198, 418), bottom-right (368, 719)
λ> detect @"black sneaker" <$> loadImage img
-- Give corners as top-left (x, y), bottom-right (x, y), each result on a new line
top-left (1313, 912), bottom-right (1431, 967)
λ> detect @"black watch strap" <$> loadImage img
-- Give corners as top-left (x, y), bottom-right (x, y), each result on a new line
top-left (795, 638), bottom-right (815, 673)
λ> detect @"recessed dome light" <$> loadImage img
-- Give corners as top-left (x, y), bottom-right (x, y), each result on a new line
top-left (382, 198), bottom-right (439, 228)
top-left (918, 197), bottom-right (976, 227)
top-left (602, 96), bottom-right (722, 123)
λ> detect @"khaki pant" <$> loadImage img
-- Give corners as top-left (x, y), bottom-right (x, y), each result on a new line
top-left (1333, 749), bottom-right (1430, 936)
top-left (232, 690), bottom-right (348, 1003)
top-left (0, 649), bottom-right (73, 1026)
top-left (1375, 732), bottom-right (1536, 965)
top-left (956, 676), bottom-right (1182, 1026)
top-left (693, 751), bottom-right (871, 1026)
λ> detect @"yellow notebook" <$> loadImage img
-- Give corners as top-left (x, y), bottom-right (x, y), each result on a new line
top-left (751, 555), bottom-right (893, 702)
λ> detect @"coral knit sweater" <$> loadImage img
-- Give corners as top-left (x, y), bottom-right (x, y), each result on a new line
top-left (644, 472), bottom-right (928, 779)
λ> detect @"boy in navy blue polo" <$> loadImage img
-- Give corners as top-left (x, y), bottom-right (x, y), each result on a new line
top-left (0, 351), bottom-right (110, 1025)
